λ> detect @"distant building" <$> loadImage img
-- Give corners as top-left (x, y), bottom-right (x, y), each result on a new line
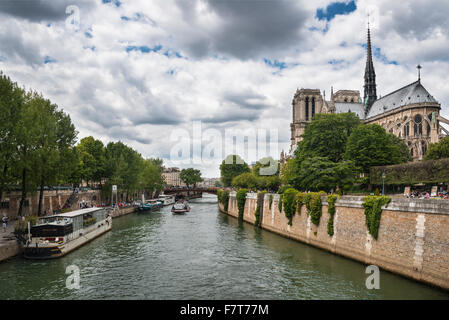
top-left (197, 178), bottom-right (221, 188)
top-left (285, 26), bottom-right (448, 163)
top-left (162, 167), bottom-right (186, 187)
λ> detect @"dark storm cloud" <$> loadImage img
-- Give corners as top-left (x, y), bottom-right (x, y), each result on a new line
top-left (388, 2), bottom-right (449, 40)
top-left (0, 31), bottom-right (42, 65)
top-left (0, 0), bottom-right (95, 22)
top-left (225, 91), bottom-right (273, 110)
top-left (176, 0), bottom-right (309, 59)
top-left (199, 108), bottom-right (261, 124)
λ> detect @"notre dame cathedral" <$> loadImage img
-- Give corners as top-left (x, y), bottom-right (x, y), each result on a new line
top-left (284, 27), bottom-right (448, 162)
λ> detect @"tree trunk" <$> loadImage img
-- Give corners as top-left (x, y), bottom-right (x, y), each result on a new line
top-left (0, 163), bottom-right (7, 201)
top-left (18, 168), bottom-right (27, 217)
top-left (38, 176), bottom-right (44, 216)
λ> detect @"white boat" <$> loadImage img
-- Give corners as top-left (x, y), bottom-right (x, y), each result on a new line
top-left (157, 194), bottom-right (176, 206)
top-left (23, 207), bottom-right (111, 259)
top-left (171, 200), bottom-right (190, 214)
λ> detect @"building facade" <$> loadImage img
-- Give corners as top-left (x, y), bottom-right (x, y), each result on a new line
top-left (288, 27), bottom-right (448, 161)
top-left (162, 167), bottom-right (186, 187)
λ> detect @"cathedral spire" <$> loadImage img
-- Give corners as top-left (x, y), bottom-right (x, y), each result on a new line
top-left (364, 24), bottom-right (377, 114)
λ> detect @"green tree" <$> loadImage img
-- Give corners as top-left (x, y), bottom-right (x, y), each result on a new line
top-left (219, 154), bottom-right (250, 187)
top-left (232, 172), bottom-right (258, 190)
top-left (139, 158), bottom-right (164, 199)
top-left (0, 72), bottom-right (24, 201)
top-left (77, 136), bottom-right (106, 186)
top-left (280, 158), bottom-right (297, 186)
top-left (252, 156), bottom-right (280, 176)
top-left (180, 168), bottom-right (203, 190)
top-left (344, 124), bottom-right (411, 174)
top-left (425, 136), bottom-right (449, 160)
top-left (299, 113), bottom-right (361, 163)
top-left (294, 157), bottom-right (357, 193)
top-left (33, 96), bottom-right (77, 215)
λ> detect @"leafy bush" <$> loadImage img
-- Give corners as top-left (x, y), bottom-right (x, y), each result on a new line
top-left (282, 188), bottom-right (299, 226)
top-left (362, 196), bottom-right (391, 240)
top-left (236, 189), bottom-right (248, 221)
top-left (370, 158), bottom-right (449, 185)
top-left (278, 194), bottom-right (283, 212)
top-left (296, 192), bottom-right (305, 215)
top-left (254, 191), bottom-right (266, 227)
top-left (217, 189), bottom-right (230, 212)
top-left (327, 195), bottom-right (338, 236)
top-left (303, 192), bottom-right (325, 226)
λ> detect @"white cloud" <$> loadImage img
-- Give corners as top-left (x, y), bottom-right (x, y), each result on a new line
top-left (0, 0), bottom-right (448, 177)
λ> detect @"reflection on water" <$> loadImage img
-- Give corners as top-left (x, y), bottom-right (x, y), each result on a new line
top-left (0, 193), bottom-right (448, 300)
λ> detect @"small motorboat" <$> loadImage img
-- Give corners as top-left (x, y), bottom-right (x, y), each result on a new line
top-left (171, 200), bottom-right (190, 214)
top-left (138, 200), bottom-right (163, 212)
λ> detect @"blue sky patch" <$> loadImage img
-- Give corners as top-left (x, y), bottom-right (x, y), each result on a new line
top-left (85, 31), bottom-right (93, 38)
top-left (44, 56), bottom-right (57, 64)
top-left (316, 1), bottom-right (357, 21)
top-left (264, 58), bottom-right (287, 70)
top-left (126, 45), bottom-right (162, 54)
top-left (361, 44), bottom-right (399, 65)
top-left (102, 0), bottom-right (121, 7)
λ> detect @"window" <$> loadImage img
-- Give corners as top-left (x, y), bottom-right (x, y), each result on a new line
top-left (422, 141), bottom-right (427, 156)
top-left (305, 97), bottom-right (309, 121)
top-left (0, 201), bottom-right (9, 209)
top-left (312, 97), bottom-right (315, 118)
top-left (427, 122), bottom-right (431, 136)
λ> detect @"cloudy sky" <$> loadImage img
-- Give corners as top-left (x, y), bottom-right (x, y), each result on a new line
top-left (1, 0), bottom-right (448, 177)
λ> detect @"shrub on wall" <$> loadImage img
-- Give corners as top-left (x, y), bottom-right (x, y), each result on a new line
top-left (282, 188), bottom-right (299, 226)
top-left (278, 194), bottom-right (283, 213)
top-left (254, 191), bottom-right (266, 227)
top-left (217, 189), bottom-right (230, 212)
top-left (236, 189), bottom-right (248, 221)
top-left (296, 192), bottom-right (305, 215)
top-left (269, 194), bottom-right (273, 210)
top-left (303, 192), bottom-right (325, 226)
top-left (362, 196), bottom-right (391, 240)
top-left (327, 195), bottom-right (338, 236)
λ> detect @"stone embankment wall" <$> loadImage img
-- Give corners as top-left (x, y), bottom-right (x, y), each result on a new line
top-left (0, 190), bottom-right (103, 219)
top-left (221, 192), bottom-right (449, 291)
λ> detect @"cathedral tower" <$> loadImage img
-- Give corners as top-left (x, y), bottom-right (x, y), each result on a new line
top-left (363, 25), bottom-right (377, 115)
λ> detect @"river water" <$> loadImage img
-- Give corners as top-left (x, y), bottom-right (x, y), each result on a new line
top-left (0, 193), bottom-right (448, 300)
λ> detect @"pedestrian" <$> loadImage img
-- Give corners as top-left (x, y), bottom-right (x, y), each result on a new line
top-left (2, 215), bottom-right (8, 233)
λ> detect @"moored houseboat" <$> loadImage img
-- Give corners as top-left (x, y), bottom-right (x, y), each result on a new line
top-left (23, 207), bottom-right (111, 259)
top-left (157, 194), bottom-right (176, 206)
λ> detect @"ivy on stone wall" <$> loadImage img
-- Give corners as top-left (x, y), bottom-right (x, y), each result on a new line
top-left (278, 194), bottom-right (284, 213)
top-left (362, 196), bottom-right (391, 240)
top-left (327, 195), bottom-right (338, 236)
top-left (217, 189), bottom-right (230, 213)
top-left (303, 192), bottom-right (326, 226)
top-left (296, 192), bottom-right (305, 215)
top-left (282, 188), bottom-right (299, 226)
top-left (254, 191), bottom-right (266, 227)
top-left (236, 189), bottom-right (248, 221)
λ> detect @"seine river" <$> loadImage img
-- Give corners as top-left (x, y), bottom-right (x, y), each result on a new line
top-left (0, 194), bottom-right (448, 300)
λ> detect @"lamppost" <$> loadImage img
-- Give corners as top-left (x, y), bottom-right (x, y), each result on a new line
top-left (382, 171), bottom-right (386, 196)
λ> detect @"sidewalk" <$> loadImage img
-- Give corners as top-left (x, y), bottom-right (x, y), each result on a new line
top-left (0, 220), bottom-right (21, 263)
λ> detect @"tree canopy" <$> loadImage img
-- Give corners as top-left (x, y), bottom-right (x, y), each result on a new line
top-left (425, 136), bottom-right (449, 160)
top-left (180, 168), bottom-right (203, 188)
top-left (220, 154), bottom-right (250, 187)
top-left (344, 124), bottom-right (411, 173)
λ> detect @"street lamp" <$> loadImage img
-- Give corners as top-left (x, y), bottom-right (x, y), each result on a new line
top-left (382, 171), bottom-right (386, 196)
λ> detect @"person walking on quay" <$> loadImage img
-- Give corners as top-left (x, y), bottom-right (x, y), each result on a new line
top-left (2, 215), bottom-right (8, 233)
